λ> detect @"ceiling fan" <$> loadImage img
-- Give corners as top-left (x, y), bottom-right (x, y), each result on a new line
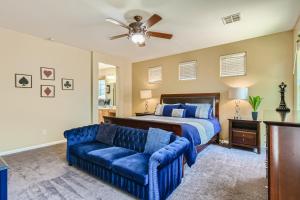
top-left (106, 14), bottom-right (173, 47)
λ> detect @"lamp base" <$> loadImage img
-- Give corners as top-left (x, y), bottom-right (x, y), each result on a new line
top-left (234, 100), bottom-right (241, 119)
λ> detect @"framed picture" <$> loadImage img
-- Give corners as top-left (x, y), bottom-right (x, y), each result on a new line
top-left (40, 85), bottom-right (55, 98)
top-left (62, 78), bottom-right (74, 90)
top-left (106, 85), bottom-right (110, 94)
top-left (40, 67), bottom-right (55, 80)
top-left (15, 74), bottom-right (32, 88)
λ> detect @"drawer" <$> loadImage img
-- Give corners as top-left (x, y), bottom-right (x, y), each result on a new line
top-left (232, 130), bottom-right (256, 146)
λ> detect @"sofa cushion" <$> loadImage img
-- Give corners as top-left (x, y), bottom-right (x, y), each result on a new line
top-left (144, 128), bottom-right (171, 155)
top-left (96, 124), bottom-right (117, 145)
top-left (87, 147), bottom-right (137, 169)
top-left (70, 142), bottom-right (109, 158)
top-left (112, 153), bottom-right (151, 185)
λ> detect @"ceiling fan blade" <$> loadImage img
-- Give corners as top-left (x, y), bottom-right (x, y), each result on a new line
top-left (138, 43), bottom-right (146, 47)
top-left (105, 18), bottom-right (129, 29)
top-left (109, 34), bottom-right (129, 40)
top-left (143, 14), bottom-right (162, 28)
top-left (147, 31), bottom-right (173, 39)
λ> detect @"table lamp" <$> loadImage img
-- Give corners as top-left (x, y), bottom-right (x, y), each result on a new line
top-left (140, 89), bottom-right (152, 113)
top-left (228, 87), bottom-right (248, 119)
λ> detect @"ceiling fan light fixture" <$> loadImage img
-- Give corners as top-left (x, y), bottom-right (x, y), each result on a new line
top-left (130, 33), bottom-right (145, 44)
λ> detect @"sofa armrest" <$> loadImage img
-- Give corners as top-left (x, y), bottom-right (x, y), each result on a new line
top-left (150, 137), bottom-right (190, 166)
top-left (64, 124), bottom-right (99, 147)
top-left (148, 137), bottom-right (190, 200)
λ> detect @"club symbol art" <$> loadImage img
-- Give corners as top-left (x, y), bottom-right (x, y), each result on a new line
top-left (64, 81), bottom-right (71, 88)
top-left (19, 76), bottom-right (29, 86)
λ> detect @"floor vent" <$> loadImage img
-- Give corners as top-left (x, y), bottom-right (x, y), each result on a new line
top-left (222, 13), bottom-right (240, 25)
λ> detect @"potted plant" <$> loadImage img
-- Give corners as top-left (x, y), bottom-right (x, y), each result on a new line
top-left (248, 96), bottom-right (262, 120)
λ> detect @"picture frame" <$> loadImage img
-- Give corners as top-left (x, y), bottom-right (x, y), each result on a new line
top-left (15, 74), bottom-right (32, 88)
top-left (40, 85), bottom-right (55, 98)
top-left (106, 85), bottom-right (110, 94)
top-left (40, 67), bottom-right (55, 80)
top-left (62, 78), bottom-right (74, 90)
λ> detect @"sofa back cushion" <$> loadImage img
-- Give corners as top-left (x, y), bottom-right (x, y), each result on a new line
top-left (96, 124), bottom-right (118, 145)
top-left (113, 126), bottom-right (148, 152)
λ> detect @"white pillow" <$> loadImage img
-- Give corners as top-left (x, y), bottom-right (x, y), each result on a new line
top-left (171, 109), bottom-right (185, 118)
top-left (154, 104), bottom-right (164, 115)
top-left (186, 103), bottom-right (212, 119)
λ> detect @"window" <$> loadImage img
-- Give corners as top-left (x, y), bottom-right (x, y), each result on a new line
top-left (148, 66), bottom-right (162, 83)
top-left (179, 61), bottom-right (197, 80)
top-left (98, 80), bottom-right (106, 99)
top-left (220, 52), bottom-right (246, 77)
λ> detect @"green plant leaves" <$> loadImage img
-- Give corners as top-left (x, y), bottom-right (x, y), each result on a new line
top-left (248, 96), bottom-right (262, 111)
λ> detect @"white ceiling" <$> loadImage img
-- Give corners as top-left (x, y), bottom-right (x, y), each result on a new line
top-left (0, 0), bottom-right (299, 62)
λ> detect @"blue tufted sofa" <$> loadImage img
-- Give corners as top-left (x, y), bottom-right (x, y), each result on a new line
top-left (64, 124), bottom-right (190, 200)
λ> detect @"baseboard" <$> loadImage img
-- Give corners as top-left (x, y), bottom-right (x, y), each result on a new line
top-left (0, 140), bottom-right (66, 156)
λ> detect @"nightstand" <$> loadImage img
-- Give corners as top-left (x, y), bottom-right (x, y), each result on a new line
top-left (228, 119), bottom-right (261, 154)
top-left (135, 112), bottom-right (154, 116)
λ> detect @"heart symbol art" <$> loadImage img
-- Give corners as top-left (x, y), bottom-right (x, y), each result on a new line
top-left (44, 87), bottom-right (52, 96)
top-left (43, 70), bottom-right (52, 77)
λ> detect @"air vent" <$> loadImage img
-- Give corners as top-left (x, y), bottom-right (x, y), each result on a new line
top-left (222, 13), bottom-right (241, 25)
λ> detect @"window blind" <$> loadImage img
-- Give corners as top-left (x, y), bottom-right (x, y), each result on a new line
top-left (220, 52), bottom-right (246, 77)
top-left (148, 66), bottom-right (162, 83)
top-left (179, 61), bottom-right (197, 80)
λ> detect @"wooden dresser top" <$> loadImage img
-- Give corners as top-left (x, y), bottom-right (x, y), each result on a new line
top-left (263, 110), bottom-right (300, 127)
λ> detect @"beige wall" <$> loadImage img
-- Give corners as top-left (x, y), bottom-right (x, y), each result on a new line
top-left (92, 52), bottom-right (132, 123)
top-left (0, 27), bottom-right (133, 154)
top-left (132, 31), bottom-right (294, 146)
top-left (0, 27), bottom-right (92, 153)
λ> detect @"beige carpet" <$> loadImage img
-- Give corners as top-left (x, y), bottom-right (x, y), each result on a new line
top-left (3, 143), bottom-right (267, 200)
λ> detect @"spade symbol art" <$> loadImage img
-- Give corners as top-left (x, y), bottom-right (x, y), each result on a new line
top-left (19, 76), bottom-right (29, 86)
top-left (64, 81), bottom-right (71, 88)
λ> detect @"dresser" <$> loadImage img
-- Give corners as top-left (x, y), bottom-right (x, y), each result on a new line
top-left (0, 165), bottom-right (7, 200)
top-left (264, 111), bottom-right (300, 200)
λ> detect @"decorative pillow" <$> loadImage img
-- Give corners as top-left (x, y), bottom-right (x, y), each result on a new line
top-left (162, 104), bottom-right (180, 116)
top-left (96, 124), bottom-right (117, 145)
top-left (171, 108), bottom-right (186, 118)
top-left (180, 104), bottom-right (197, 118)
top-left (186, 103), bottom-right (213, 119)
top-left (154, 104), bottom-right (164, 116)
top-left (144, 128), bottom-right (172, 155)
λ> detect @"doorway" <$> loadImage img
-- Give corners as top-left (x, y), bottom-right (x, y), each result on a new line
top-left (98, 62), bottom-right (117, 123)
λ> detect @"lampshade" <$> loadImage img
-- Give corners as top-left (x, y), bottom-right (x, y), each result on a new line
top-left (140, 90), bottom-right (152, 99)
top-left (228, 87), bottom-right (248, 100)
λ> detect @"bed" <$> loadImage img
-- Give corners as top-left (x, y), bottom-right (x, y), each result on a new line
top-left (104, 93), bottom-right (221, 166)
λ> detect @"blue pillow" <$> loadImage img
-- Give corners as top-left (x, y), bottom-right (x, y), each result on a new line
top-left (186, 103), bottom-right (213, 119)
top-left (144, 128), bottom-right (171, 155)
top-left (162, 104), bottom-right (180, 116)
top-left (180, 104), bottom-right (197, 118)
top-left (96, 124), bottom-right (117, 145)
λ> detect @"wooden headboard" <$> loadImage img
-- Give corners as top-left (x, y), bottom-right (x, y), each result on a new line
top-left (160, 93), bottom-right (220, 119)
